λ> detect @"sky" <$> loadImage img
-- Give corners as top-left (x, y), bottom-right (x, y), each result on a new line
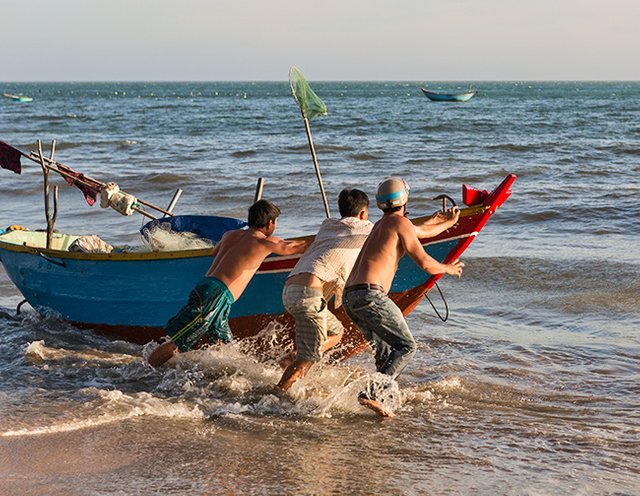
top-left (1, 0), bottom-right (638, 81)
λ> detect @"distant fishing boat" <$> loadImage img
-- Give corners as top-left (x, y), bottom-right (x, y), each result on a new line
top-left (420, 86), bottom-right (476, 102)
top-left (3, 93), bottom-right (33, 103)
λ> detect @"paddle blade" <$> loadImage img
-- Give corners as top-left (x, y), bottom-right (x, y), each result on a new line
top-left (289, 66), bottom-right (327, 120)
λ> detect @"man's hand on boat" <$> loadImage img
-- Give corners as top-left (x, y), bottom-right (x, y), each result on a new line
top-left (430, 206), bottom-right (460, 223)
top-left (414, 206), bottom-right (460, 239)
top-left (445, 258), bottom-right (464, 278)
top-left (444, 206), bottom-right (460, 223)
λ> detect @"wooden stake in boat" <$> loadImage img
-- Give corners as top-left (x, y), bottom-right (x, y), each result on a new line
top-left (164, 188), bottom-right (183, 217)
top-left (37, 140), bottom-right (59, 249)
top-left (254, 177), bottom-right (264, 203)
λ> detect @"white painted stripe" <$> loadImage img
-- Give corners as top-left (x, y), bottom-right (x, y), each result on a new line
top-left (420, 232), bottom-right (477, 247)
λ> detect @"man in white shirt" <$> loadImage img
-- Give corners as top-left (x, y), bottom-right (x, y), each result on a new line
top-left (277, 189), bottom-right (373, 391)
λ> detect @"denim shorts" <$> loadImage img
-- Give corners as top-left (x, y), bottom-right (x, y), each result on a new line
top-left (283, 284), bottom-right (343, 362)
top-left (343, 286), bottom-right (416, 378)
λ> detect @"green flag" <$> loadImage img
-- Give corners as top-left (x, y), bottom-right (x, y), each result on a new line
top-left (289, 66), bottom-right (327, 120)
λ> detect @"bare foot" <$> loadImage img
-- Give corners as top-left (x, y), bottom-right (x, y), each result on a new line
top-left (358, 396), bottom-right (395, 418)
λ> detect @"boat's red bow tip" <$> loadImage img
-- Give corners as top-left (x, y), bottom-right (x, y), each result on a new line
top-left (462, 184), bottom-right (489, 206)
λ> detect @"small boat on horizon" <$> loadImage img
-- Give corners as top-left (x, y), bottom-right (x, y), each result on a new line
top-left (3, 93), bottom-right (33, 103)
top-left (420, 86), bottom-right (476, 102)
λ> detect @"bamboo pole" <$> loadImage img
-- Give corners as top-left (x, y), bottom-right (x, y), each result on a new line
top-left (49, 141), bottom-right (59, 242)
top-left (37, 140), bottom-right (57, 249)
top-left (24, 150), bottom-right (173, 217)
top-left (300, 109), bottom-right (330, 218)
top-left (164, 188), bottom-right (183, 217)
top-left (27, 152), bottom-right (103, 188)
top-left (132, 206), bottom-right (157, 220)
top-left (254, 178), bottom-right (264, 203)
top-left (136, 198), bottom-right (174, 217)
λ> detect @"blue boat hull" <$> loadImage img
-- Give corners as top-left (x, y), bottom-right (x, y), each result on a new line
top-left (420, 87), bottom-right (476, 102)
top-left (0, 238), bottom-right (456, 328)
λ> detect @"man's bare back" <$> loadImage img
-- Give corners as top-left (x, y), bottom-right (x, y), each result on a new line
top-left (347, 214), bottom-right (407, 292)
top-left (207, 228), bottom-right (307, 300)
top-left (347, 210), bottom-right (463, 292)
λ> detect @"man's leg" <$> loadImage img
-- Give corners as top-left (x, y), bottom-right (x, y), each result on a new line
top-left (343, 289), bottom-right (407, 417)
top-left (147, 341), bottom-right (178, 367)
top-left (371, 333), bottom-right (392, 372)
top-left (323, 309), bottom-right (345, 352)
top-left (278, 285), bottom-right (327, 391)
top-left (277, 358), bottom-right (314, 391)
top-left (369, 296), bottom-right (416, 379)
top-left (147, 286), bottom-right (204, 367)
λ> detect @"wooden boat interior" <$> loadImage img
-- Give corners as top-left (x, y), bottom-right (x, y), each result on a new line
top-left (0, 230), bottom-right (81, 251)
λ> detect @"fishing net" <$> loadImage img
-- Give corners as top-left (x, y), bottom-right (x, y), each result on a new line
top-left (289, 66), bottom-right (327, 119)
top-left (141, 224), bottom-right (213, 252)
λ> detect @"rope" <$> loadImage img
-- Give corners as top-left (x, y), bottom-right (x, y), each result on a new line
top-left (424, 280), bottom-right (449, 322)
top-left (16, 299), bottom-right (28, 315)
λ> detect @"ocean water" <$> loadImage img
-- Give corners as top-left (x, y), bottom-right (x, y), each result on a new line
top-left (0, 81), bottom-right (639, 495)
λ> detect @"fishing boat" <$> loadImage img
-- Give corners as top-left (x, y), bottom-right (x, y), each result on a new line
top-left (3, 93), bottom-right (33, 103)
top-left (420, 87), bottom-right (476, 102)
top-left (0, 173), bottom-right (516, 360)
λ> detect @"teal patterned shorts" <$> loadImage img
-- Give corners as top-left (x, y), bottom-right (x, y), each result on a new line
top-left (165, 277), bottom-right (235, 352)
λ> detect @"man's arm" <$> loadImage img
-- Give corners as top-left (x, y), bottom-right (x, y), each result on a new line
top-left (414, 207), bottom-right (460, 239)
top-left (264, 237), bottom-right (311, 256)
top-left (421, 210), bottom-right (448, 225)
top-left (399, 217), bottom-right (464, 277)
top-left (210, 241), bottom-right (221, 258)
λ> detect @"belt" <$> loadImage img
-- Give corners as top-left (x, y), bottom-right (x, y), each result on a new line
top-left (344, 283), bottom-right (386, 293)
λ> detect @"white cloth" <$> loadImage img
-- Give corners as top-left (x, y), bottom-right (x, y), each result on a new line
top-left (69, 235), bottom-right (114, 254)
top-left (100, 182), bottom-right (137, 216)
top-left (100, 182), bottom-right (120, 208)
top-left (289, 217), bottom-right (373, 307)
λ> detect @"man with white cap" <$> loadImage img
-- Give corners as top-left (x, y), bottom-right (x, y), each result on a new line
top-left (343, 177), bottom-right (463, 417)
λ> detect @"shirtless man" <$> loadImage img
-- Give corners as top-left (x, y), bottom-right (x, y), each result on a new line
top-left (343, 178), bottom-right (464, 416)
top-left (147, 200), bottom-right (309, 367)
top-left (277, 189), bottom-right (373, 391)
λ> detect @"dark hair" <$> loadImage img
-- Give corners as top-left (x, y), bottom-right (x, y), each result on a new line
top-left (338, 189), bottom-right (369, 217)
top-left (381, 205), bottom-right (404, 213)
top-left (248, 199), bottom-right (281, 228)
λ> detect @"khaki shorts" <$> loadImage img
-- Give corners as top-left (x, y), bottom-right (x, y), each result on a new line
top-left (282, 284), bottom-right (343, 362)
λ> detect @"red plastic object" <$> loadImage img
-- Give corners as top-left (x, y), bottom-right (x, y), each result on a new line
top-left (462, 184), bottom-right (489, 206)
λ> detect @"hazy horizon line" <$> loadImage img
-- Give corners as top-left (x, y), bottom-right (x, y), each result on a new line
top-left (3, 79), bottom-right (639, 84)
